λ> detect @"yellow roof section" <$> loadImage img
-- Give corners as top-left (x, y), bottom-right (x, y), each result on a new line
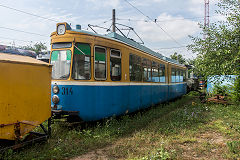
top-left (0, 53), bottom-right (50, 66)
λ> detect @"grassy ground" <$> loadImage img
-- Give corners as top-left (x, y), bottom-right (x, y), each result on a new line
top-left (1, 91), bottom-right (240, 160)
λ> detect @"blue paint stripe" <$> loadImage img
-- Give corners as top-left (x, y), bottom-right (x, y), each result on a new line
top-left (51, 84), bottom-right (186, 121)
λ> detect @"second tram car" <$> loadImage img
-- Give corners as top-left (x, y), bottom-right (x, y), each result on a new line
top-left (50, 22), bottom-right (187, 121)
top-left (0, 53), bottom-right (52, 141)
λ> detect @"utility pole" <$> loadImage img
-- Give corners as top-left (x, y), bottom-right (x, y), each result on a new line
top-left (112, 9), bottom-right (116, 32)
top-left (204, 0), bottom-right (210, 39)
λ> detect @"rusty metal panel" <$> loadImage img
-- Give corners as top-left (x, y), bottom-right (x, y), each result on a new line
top-left (0, 53), bottom-right (52, 140)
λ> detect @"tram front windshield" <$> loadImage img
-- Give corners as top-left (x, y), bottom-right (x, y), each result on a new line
top-left (50, 50), bottom-right (71, 79)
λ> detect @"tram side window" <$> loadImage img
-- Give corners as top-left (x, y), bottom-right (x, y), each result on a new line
top-left (95, 46), bottom-right (106, 80)
top-left (52, 42), bottom-right (72, 49)
top-left (72, 43), bottom-right (91, 80)
top-left (152, 61), bottom-right (159, 82)
top-left (129, 54), bottom-right (142, 81)
top-left (142, 58), bottom-right (151, 82)
top-left (180, 70), bottom-right (183, 82)
top-left (171, 68), bottom-right (176, 83)
top-left (159, 64), bottom-right (165, 83)
top-left (176, 69), bottom-right (180, 82)
top-left (110, 49), bottom-right (121, 81)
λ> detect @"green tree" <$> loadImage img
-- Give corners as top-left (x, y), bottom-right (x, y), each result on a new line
top-left (170, 52), bottom-right (186, 64)
top-left (22, 42), bottom-right (47, 55)
top-left (188, 0), bottom-right (240, 79)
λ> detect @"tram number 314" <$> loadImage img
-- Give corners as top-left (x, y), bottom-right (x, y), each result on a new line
top-left (62, 87), bottom-right (73, 95)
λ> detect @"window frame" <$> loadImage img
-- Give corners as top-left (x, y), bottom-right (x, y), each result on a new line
top-left (176, 69), bottom-right (180, 82)
top-left (94, 46), bottom-right (107, 81)
top-left (159, 63), bottom-right (166, 83)
top-left (110, 49), bottom-right (121, 58)
top-left (142, 58), bottom-right (152, 82)
top-left (110, 49), bottom-right (122, 81)
top-left (129, 53), bottom-right (142, 82)
top-left (52, 42), bottom-right (72, 49)
top-left (171, 67), bottom-right (176, 83)
top-left (152, 61), bottom-right (159, 82)
top-left (180, 70), bottom-right (183, 82)
top-left (50, 49), bottom-right (72, 80)
top-left (71, 42), bottom-right (91, 80)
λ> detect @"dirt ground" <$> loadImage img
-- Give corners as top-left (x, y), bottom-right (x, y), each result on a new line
top-left (72, 129), bottom-right (229, 160)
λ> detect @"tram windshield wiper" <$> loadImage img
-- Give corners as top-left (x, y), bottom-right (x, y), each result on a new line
top-left (74, 44), bottom-right (86, 55)
top-left (59, 74), bottom-right (69, 79)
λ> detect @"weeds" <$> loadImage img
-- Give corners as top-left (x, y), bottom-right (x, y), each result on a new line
top-left (140, 145), bottom-right (170, 160)
top-left (227, 141), bottom-right (240, 154)
top-left (1, 92), bottom-right (240, 159)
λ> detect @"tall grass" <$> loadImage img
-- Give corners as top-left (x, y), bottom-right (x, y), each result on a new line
top-left (0, 93), bottom-right (194, 159)
top-left (1, 91), bottom-right (240, 159)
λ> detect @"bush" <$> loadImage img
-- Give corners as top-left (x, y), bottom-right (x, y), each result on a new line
top-left (230, 76), bottom-right (240, 103)
top-left (210, 83), bottom-right (230, 96)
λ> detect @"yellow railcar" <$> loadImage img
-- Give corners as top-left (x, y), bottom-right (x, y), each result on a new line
top-left (0, 53), bottom-right (52, 140)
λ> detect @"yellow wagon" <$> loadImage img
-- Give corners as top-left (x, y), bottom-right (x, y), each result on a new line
top-left (0, 53), bottom-right (52, 141)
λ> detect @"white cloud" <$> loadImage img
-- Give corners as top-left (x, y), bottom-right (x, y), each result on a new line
top-left (154, 47), bottom-right (196, 59)
top-left (152, 0), bottom-right (165, 2)
top-left (136, 13), bottom-right (200, 42)
top-left (86, 0), bottom-right (120, 8)
top-left (188, 0), bottom-right (220, 16)
top-left (0, 0), bottom-right (203, 58)
top-left (0, 2), bottom-right (82, 49)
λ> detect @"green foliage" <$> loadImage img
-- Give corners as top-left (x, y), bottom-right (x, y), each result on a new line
top-left (21, 42), bottom-right (47, 55)
top-left (210, 83), bottom-right (230, 96)
top-left (170, 52), bottom-right (186, 65)
top-left (188, 0), bottom-right (240, 80)
top-left (230, 76), bottom-right (240, 103)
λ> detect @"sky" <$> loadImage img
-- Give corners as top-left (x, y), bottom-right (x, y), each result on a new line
top-left (0, 0), bottom-right (223, 59)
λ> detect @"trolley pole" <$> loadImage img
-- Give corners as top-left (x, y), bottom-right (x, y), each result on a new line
top-left (112, 9), bottom-right (116, 32)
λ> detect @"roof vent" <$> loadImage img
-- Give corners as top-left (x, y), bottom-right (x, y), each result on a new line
top-left (76, 24), bottom-right (81, 30)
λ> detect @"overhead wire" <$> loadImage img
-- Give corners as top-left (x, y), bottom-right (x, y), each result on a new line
top-left (117, 15), bottom-right (221, 23)
top-left (117, 17), bottom-right (203, 22)
top-left (0, 26), bottom-right (48, 37)
top-left (0, 3), bottom-right (53, 47)
top-left (0, 1), bottom-right (195, 55)
top-left (0, 3), bottom-right (54, 47)
top-left (123, 0), bottom-right (183, 47)
top-left (155, 46), bottom-right (187, 50)
top-left (97, 19), bottom-right (112, 26)
top-left (0, 36), bottom-right (46, 43)
top-left (0, 3), bottom-right (58, 22)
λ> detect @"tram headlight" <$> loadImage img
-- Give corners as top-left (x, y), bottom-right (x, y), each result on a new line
top-left (52, 95), bottom-right (59, 104)
top-left (57, 24), bottom-right (66, 35)
top-left (52, 85), bottom-right (59, 94)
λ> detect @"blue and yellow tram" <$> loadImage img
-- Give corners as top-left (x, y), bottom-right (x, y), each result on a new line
top-left (50, 22), bottom-right (187, 121)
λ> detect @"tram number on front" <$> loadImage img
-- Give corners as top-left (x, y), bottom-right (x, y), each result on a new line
top-left (62, 87), bottom-right (73, 95)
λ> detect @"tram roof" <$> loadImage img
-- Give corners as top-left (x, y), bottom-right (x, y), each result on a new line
top-left (71, 28), bottom-right (183, 66)
top-left (0, 52), bottom-right (50, 66)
